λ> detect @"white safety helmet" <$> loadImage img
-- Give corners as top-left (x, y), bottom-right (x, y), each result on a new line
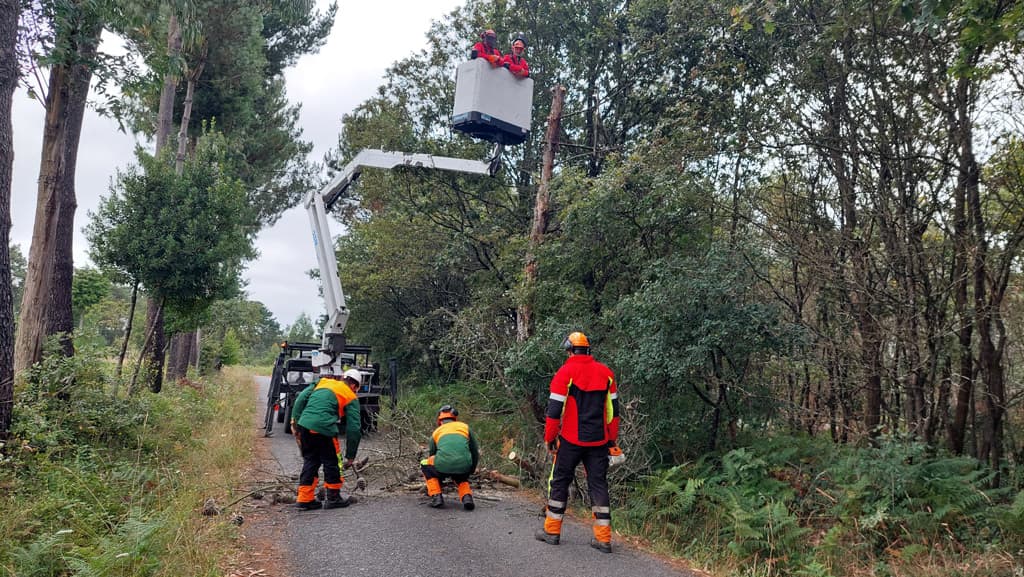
top-left (342, 368), bottom-right (363, 387)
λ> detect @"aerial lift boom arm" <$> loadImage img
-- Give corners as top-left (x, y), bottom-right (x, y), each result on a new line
top-left (303, 149), bottom-right (494, 359)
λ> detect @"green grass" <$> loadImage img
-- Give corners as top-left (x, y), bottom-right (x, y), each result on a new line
top-left (0, 348), bottom-right (256, 577)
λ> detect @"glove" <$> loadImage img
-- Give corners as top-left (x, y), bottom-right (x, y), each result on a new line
top-left (343, 457), bottom-right (355, 469)
top-left (608, 445), bottom-right (626, 469)
top-left (292, 425), bottom-right (302, 449)
top-left (470, 49), bottom-right (478, 59)
top-left (546, 439), bottom-right (558, 455)
top-left (503, 63), bottom-right (510, 69)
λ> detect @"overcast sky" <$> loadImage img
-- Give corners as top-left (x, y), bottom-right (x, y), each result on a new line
top-left (10, 0), bottom-right (463, 329)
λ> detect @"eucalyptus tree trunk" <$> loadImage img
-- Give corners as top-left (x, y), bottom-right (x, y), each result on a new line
top-left (142, 11), bottom-right (182, 393)
top-left (47, 17), bottom-right (101, 358)
top-left (174, 49), bottom-right (204, 174)
top-left (0, 0), bottom-right (21, 438)
top-left (14, 0), bottom-right (101, 372)
top-left (14, 63), bottom-right (70, 373)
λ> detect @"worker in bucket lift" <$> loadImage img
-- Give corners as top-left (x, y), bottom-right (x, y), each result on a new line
top-left (291, 359), bottom-right (363, 510)
top-left (501, 34), bottom-right (529, 78)
top-left (470, 28), bottom-right (502, 67)
top-left (535, 331), bottom-right (622, 553)
top-left (421, 404), bottom-right (480, 510)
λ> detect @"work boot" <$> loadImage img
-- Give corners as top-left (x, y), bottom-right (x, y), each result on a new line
top-left (323, 489), bottom-right (351, 509)
top-left (590, 539), bottom-right (612, 554)
top-left (534, 530), bottom-right (560, 545)
top-left (429, 494), bottom-right (444, 508)
top-left (295, 499), bottom-right (321, 511)
top-left (461, 494), bottom-right (475, 511)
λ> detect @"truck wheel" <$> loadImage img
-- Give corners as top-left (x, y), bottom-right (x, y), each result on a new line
top-left (264, 361), bottom-right (285, 436)
top-left (263, 401), bottom-right (275, 436)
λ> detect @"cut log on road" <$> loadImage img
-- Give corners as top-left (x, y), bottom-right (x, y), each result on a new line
top-left (485, 469), bottom-right (521, 488)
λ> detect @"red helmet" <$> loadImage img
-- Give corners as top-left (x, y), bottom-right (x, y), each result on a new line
top-left (481, 29), bottom-right (497, 48)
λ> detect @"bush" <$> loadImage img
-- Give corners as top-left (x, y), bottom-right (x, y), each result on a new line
top-left (0, 344), bottom-right (243, 577)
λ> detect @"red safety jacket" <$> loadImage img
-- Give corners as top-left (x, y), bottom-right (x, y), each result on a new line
top-left (471, 42), bottom-right (502, 66)
top-left (544, 354), bottom-right (620, 447)
top-left (501, 53), bottom-right (529, 78)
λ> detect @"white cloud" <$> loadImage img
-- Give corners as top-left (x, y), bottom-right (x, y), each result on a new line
top-left (11, 0), bottom-right (463, 328)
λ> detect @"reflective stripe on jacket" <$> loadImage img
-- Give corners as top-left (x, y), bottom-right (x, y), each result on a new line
top-left (544, 355), bottom-right (619, 446)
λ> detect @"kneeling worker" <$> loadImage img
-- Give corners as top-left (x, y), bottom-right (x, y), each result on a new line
top-left (291, 358), bottom-right (363, 510)
top-left (421, 404), bottom-right (480, 510)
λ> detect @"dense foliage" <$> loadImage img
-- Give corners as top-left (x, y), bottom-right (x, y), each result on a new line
top-left (86, 134), bottom-right (256, 320)
top-left (618, 434), bottom-right (1024, 575)
top-left (325, 0), bottom-right (1024, 573)
top-left (4, 0), bottom-right (1023, 575)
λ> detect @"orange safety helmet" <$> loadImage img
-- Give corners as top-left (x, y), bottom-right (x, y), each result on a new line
top-left (437, 404), bottom-right (459, 425)
top-left (562, 331), bottom-right (590, 352)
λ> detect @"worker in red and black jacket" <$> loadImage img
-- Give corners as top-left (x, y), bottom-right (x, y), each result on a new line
top-left (535, 331), bottom-right (620, 554)
top-left (500, 34), bottom-right (529, 78)
top-left (470, 29), bottom-right (502, 67)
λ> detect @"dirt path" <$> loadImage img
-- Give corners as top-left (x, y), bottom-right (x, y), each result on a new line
top-left (230, 376), bottom-right (703, 577)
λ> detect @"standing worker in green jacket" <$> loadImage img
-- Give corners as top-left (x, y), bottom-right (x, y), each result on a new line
top-left (291, 357), bottom-right (363, 510)
top-left (421, 404), bottom-right (480, 510)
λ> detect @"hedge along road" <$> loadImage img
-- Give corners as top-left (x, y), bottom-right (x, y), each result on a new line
top-left (254, 376), bottom-right (701, 577)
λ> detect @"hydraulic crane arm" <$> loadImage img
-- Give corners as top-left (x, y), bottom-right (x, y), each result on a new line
top-left (303, 149), bottom-right (493, 357)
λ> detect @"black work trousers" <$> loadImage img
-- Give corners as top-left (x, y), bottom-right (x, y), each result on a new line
top-left (547, 437), bottom-right (610, 511)
top-left (297, 425), bottom-right (341, 487)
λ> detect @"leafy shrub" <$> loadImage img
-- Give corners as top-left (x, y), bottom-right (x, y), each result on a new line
top-left (0, 343), bottom-right (226, 577)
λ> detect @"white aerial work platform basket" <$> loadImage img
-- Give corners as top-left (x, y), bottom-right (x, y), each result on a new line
top-left (452, 58), bottom-right (534, 145)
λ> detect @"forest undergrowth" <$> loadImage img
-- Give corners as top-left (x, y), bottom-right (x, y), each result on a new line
top-left (0, 344), bottom-right (256, 577)
top-left (390, 381), bottom-right (1024, 577)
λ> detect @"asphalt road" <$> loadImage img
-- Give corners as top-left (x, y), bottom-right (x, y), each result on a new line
top-left (255, 376), bottom-right (699, 577)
